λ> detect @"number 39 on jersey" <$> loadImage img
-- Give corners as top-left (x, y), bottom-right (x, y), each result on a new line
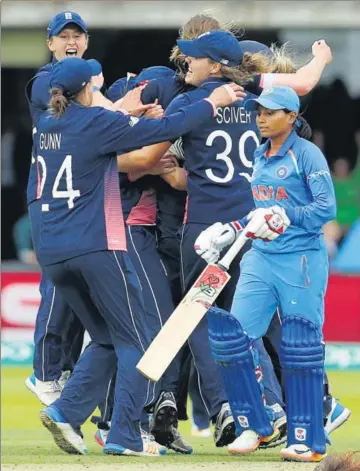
top-left (205, 129), bottom-right (260, 183)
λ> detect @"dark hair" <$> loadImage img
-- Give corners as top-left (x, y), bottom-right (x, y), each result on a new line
top-left (314, 452), bottom-right (360, 471)
top-left (49, 88), bottom-right (68, 119)
top-left (282, 109), bottom-right (312, 140)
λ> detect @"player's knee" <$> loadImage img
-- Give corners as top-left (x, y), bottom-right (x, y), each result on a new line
top-left (280, 315), bottom-right (324, 369)
top-left (208, 306), bottom-right (250, 367)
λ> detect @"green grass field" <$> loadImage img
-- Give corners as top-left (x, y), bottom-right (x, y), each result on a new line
top-left (2, 367), bottom-right (360, 470)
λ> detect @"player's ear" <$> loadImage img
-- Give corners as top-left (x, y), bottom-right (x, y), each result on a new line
top-left (210, 61), bottom-right (221, 74)
top-left (84, 34), bottom-right (89, 51)
top-left (288, 111), bottom-right (297, 125)
top-left (47, 38), bottom-right (55, 53)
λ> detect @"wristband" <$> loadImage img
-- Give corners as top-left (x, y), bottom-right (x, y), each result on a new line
top-left (92, 86), bottom-right (101, 92)
top-left (230, 220), bottom-right (243, 233)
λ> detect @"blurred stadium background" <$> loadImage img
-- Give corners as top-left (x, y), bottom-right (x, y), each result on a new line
top-left (2, 0), bottom-right (359, 367)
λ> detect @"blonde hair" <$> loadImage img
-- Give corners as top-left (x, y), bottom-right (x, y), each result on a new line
top-left (170, 13), bottom-right (239, 79)
top-left (172, 12), bottom-right (306, 84)
top-left (218, 42), bottom-right (307, 86)
top-left (49, 88), bottom-right (68, 119)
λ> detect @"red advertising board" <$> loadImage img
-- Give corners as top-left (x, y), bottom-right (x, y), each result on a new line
top-left (323, 274), bottom-right (360, 342)
top-left (1, 271), bottom-right (360, 341)
top-left (1, 272), bottom-right (41, 329)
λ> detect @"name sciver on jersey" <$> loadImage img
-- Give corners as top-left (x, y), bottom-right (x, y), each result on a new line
top-left (164, 77), bottom-right (259, 224)
top-left (39, 133), bottom-right (62, 150)
top-left (216, 106), bottom-right (252, 124)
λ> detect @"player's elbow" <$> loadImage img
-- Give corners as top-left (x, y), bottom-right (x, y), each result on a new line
top-left (327, 201), bottom-right (337, 222)
top-left (294, 82), bottom-right (313, 96)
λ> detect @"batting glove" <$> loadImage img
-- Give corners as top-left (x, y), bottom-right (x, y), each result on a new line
top-left (194, 222), bottom-right (225, 264)
top-left (247, 206), bottom-right (290, 241)
top-left (212, 221), bottom-right (243, 251)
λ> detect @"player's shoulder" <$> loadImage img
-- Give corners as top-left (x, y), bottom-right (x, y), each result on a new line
top-left (165, 91), bottom-right (193, 115)
top-left (254, 140), bottom-right (269, 158)
top-left (87, 106), bottom-right (126, 126)
top-left (293, 137), bottom-right (325, 160)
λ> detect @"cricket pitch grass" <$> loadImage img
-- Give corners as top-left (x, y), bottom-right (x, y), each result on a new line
top-left (2, 368), bottom-right (360, 471)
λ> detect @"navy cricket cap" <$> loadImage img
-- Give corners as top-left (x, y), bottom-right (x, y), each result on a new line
top-left (136, 66), bottom-right (174, 82)
top-left (87, 59), bottom-right (102, 76)
top-left (47, 11), bottom-right (87, 38)
top-left (50, 57), bottom-right (92, 97)
top-left (245, 86), bottom-right (300, 113)
top-left (239, 40), bottom-right (273, 58)
top-left (177, 30), bottom-right (243, 67)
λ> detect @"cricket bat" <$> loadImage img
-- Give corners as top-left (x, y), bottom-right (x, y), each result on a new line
top-left (136, 223), bottom-right (253, 382)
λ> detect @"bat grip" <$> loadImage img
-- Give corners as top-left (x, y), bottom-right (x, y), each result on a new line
top-left (217, 230), bottom-right (249, 271)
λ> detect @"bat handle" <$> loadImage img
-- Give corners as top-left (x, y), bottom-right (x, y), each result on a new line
top-left (217, 230), bottom-right (249, 271)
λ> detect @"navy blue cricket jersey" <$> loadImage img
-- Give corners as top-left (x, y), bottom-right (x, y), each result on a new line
top-left (109, 69), bottom-right (191, 236)
top-left (165, 77), bottom-right (261, 224)
top-left (32, 96), bottom-right (216, 265)
top-left (26, 59), bottom-right (57, 205)
top-left (140, 73), bottom-right (190, 236)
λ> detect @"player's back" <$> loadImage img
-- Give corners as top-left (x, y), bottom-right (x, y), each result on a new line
top-left (34, 104), bottom-right (126, 265)
top-left (168, 78), bottom-right (260, 224)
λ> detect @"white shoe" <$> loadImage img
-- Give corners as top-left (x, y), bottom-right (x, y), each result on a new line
top-left (228, 428), bottom-right (280, 455)
top-left (58, 370), bottom-right (71, 389)
top-left (191, 426), bottom-right (212, 438)
top-left (280, 444), bottom-right (326, 462)
top-left (325, 398), bottom-right (351, 434)
top-left (141, 429), bottom-right (167, 455)
top-left (25, 373), bottom-right (62, 406)
top-left (104, 431), bottom-right (166, 457)
top-left (40, 407), bottom-right (88, 455)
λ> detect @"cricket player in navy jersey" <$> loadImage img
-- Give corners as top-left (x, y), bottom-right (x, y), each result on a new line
top-left (121, 29), bottom-right (334, 447)
top-left (195, 86), bottom-right (341, 462)
top-left (33, 57), bottom-right (244, 457)
top-left (25, 11), bottom-right (90, 406)
top-left (99, 69), bottom-right (193, 454)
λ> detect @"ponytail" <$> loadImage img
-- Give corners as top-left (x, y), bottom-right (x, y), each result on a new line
top-left (49, 88), bottom-right (68, 119)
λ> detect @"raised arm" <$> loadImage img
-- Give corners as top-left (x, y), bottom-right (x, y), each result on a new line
top-left (269, 40), bottom-right (332, 96)
top-left (113, 83), bottom-right (245, 171)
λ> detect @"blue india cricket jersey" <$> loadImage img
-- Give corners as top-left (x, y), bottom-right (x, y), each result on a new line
top-left (250, 129), bottom-right (336, 253)
top-left (165, 77), bottom-right (260, 224)
top-left (32, 95), bottom-right (216, 265)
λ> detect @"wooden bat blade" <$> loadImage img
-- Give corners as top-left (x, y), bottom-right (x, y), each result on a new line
top-left (136, 264), bottom-right (230, 381)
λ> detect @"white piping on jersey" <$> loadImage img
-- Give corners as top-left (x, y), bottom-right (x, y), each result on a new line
top-left (102, 378), bottom-right (113, 422)
top-left (128, 226), bottom-right (173, 404)
top-left (42, 286), bottom-right (56, 381)
top-left (128, 226), bottom-right (163, 328)
top-left (288, 149), bottom-right (300, 177)
top-left (112, 250), bottom-right (153, 406)
top-left (198, 81), bottom-right (226, 90)
top-left (179, 224), bottom-right (186, 292)
top-left (179, 225), bottom-right (211, 416)
top-left (112, 251), bottom-right (145, 352)
top-left (188, 342), bottom-right (211, 416)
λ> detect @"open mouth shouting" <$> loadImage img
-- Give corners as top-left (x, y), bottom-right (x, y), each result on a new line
top-left (66, 48), bottom-right (78, 57)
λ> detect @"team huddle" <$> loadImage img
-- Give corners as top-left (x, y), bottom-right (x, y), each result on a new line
top-left (24, 9), bottom-right (351, 463)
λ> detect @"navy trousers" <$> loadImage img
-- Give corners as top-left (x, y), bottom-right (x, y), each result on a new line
top-left (45, 250), bottom-right (152, 451)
